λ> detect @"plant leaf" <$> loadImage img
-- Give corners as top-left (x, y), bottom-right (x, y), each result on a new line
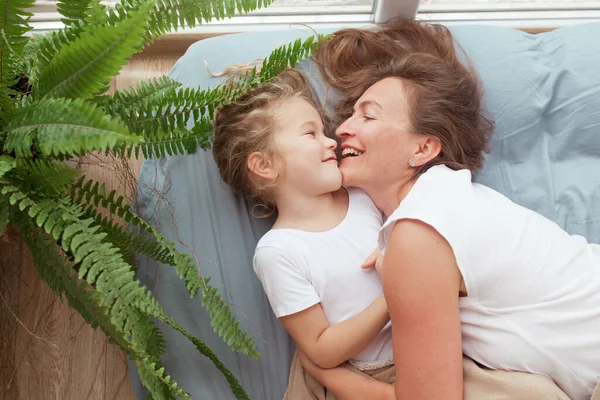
top-left (0, 155), bottom-right (16, 177)
top-left (34, 0), bottom-right (154, 100)
top-left (57, 0), bottom-right (93, 26)
top-left (4, 97), bottom-right (142, 157)
top-left (0, 0), bottom-right (35, 88)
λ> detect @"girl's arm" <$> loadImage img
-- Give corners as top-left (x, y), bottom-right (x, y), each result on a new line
top-left (280, 295), bottom-right (389, 369)
top-left (383, 219), bottom-right (463, 400)
top-left (298, 350), bottom-right (396, 400)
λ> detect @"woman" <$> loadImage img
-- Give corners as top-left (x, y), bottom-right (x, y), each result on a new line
top-left (304, 19), bottom-right (600, 400)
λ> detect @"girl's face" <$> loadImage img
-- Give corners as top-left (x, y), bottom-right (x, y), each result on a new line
top-left (335, 77), bottom-right (419, 191)
top-left (271, 97), bottom-right (341, 197)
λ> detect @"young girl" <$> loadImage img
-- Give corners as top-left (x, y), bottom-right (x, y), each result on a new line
top-left (212, 69), bottom-right (396, 399)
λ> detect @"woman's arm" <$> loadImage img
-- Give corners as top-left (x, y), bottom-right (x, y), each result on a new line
top-left (280, 295), bottom-right (389, 369)
top-left (383, 219), bottom-right (463, 400)
top-left (298, 350), bottom-right (396, 400)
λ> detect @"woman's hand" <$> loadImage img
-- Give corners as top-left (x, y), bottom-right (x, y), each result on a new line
top-left (362, 247), bottom-right (385, 275)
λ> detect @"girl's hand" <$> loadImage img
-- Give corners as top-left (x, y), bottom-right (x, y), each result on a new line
top-left (297, 349), bottom-right (317, 374)
top-left (298, 349), bottom-right (396, 400)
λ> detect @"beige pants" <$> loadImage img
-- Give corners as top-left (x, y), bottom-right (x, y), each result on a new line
top-left (593, 381), bottom-right (600, 400)
top-left (283, 353), bottom-right (571, 400)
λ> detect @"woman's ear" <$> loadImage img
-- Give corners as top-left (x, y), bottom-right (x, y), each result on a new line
top-left (413, 136), bottom-right (442, 166)
top-left (247, 152), bottom-right (278, 181)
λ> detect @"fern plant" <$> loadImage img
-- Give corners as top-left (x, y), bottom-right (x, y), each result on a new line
top-left (0, 0), bottom-right (325, 398)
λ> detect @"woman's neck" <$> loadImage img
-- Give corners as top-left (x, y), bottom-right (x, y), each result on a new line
top-left (273, 188), bottom-right (348, 232)
top-left (367, 178), bottom-right (415, 218)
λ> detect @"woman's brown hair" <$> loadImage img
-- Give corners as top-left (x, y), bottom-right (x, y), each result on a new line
top-left (315, 18), bottom-right (494, 174)
top-left (212, 68), bottom-right (318, 217)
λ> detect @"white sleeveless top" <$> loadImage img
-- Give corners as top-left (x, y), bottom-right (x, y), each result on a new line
top-left (254, 188), bottom-right (394, 370)
top-left (379, 165), bottom-right (600, 400)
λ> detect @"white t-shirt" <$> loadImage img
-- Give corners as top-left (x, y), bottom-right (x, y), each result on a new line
top-left (379, 164), bottom-right (600, 400)
top-left (254, 188), bottom-right (394, 369)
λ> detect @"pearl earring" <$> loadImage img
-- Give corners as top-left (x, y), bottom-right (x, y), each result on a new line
top-left (409, 161), bottom-right (416, 167)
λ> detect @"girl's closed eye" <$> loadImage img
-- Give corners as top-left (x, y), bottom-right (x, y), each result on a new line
top-left (305, 131), bottom-right (316, 137)
top-left (362, 115), bottom-right (375, 121)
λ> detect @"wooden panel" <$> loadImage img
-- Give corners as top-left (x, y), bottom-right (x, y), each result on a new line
top-left (105, 341), bottom-right (135, 400)
top-left (0, 56), bottom-right (178, 400)
top-left (14, 243), bottom-right (72, 399)
top-left (520, 27), bottom-right (556, 34)
top-left (0, 228), bottom-right (22, 399)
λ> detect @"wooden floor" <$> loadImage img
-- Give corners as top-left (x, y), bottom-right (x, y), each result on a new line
top-left (0, 55), bottom-right (180, 400)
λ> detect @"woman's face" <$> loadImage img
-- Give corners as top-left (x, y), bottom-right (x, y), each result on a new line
top-left (335, 77), bottom-right (418, 190)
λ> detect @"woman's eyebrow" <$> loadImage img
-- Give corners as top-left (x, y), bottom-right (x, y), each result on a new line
top-left (355, 100), bottom-right (383, 112)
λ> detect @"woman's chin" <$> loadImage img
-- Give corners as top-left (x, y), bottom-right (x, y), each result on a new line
top-left (340, 162), bottom-right (359, 187)
top-left (340, 171), bottom-right (358, 188)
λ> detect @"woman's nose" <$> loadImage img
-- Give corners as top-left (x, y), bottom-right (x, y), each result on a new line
top-left (336, 117), bottom-right (355, 139)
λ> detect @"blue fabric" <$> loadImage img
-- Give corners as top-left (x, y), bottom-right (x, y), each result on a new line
top-left (130, 23), bottom-right (600, 399)
top-left (451, 24), bottom-right (600, 242)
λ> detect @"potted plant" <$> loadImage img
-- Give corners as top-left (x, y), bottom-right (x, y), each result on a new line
top-left (0, 0), bottom-right (322, 398)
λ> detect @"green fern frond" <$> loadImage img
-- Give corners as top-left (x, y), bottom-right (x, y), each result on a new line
top-left (3, 97), bottom-right (142, 157)
top-left (124, 116), bottom-right (213, 158)
top-left (109, 75), bottom-right (182, 109)
top-left (71, 175), bottom-right (201, 290)
top-left (99, 35), bottom-right (322, 160)
top-left (83, 0), bottom-right (109, 26)
top-left (57, 0), bottom-right (93, 26)
top-left (12, 217), bottom-right (182, 400)
top-left (0, 85), bottom-right (17, 119)
top-left (107, 78), bottom-right (252, 157)
top-left (1, 185), bottom-right (206, 398)
top-left (0, 155), bottom-right (16, 177)
top-left (109, 84), bottom-right (221, 135)
top-left (33, 0), bottom-right (154, 100)
top-left (19, 27), bottom-right (84, 86)
top-left (81, 202), bottom-right (175, 266)
top-left (110, 0), bottom-right (274, 37)
top-left (134, 357), bottom-right (180, 400)
top-left (0, 156), bottom-right (11, 233)
top-left (1, 188), bottom-right (168, 361)
top-left (0, 0), bottom-right (35, 88)
top-left (107, 85), bottom-right (226, 155)
top-left (136, 293), bottom-right (250, 400)
top-left (70, 175), bottom-right (260, 359)
top-left (11, 159), bottom-right (81, 198)
top-left (19, 0), bottom-right (117, 87)
top-left (259, 34), bottom-right (326, 80)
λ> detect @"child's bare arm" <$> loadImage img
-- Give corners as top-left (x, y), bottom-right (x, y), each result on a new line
top-left (298, 350), bottom-right (395, 400)
top-left (280, 295), bottom-right (389, 369)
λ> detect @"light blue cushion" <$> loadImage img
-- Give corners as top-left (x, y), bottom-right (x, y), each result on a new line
top-left (131, 23), bottom-right (600, 399)
top-left (451, 24), bottom-right (600, 240)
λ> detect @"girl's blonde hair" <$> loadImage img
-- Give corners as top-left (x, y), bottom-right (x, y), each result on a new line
top-left (212, 68), bottom-right (319, 217)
